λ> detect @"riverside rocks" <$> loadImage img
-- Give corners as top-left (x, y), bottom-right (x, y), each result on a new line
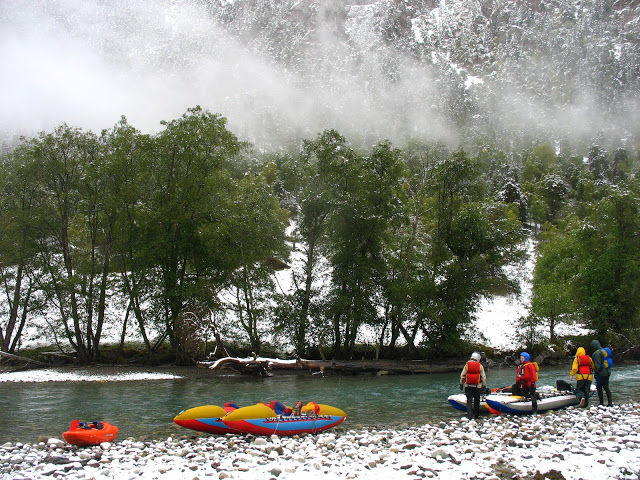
top-left (2, 404), bottom-right (640, 480)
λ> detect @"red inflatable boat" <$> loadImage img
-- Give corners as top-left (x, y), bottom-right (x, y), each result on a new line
top-left (62, 420), bottom-right (119, 446)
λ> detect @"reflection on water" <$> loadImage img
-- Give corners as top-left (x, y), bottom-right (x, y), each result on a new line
top-left (1, 364), bottom-right (638, 443)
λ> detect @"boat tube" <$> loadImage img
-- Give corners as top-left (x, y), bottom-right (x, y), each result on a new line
top-left (173, 404), bottom-right (236, 434)
top-left (448, 393), bottom-right (493, 414)
top-left (484, 384), bottom-right (596, 414)
top-left (448, 387), bottom-right (513, 414)
top-left (221, 402), bottom-right (347, 436)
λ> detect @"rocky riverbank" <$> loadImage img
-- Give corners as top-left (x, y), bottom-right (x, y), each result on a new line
top-left (2, 403), bottom-right (639, 480)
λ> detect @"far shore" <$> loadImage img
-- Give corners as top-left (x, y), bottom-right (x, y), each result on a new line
top-left (3, 349), bottom-right (638, 379)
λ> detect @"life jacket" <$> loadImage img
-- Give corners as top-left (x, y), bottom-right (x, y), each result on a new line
top-left (577, 354), bottom-right (593, 378)
top-left (465, 361), bottom-right (482, 385)
top-left (600, 348), bottom-right (614, 368)
top-left (531, 362), bottom-right (539, 382)
top-left (517, 361), bottom-right (538, 386)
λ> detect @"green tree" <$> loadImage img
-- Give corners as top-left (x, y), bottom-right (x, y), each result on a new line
top-left (530, 222), bottom-right (579, 341)
top-left (530, 144), bottom-right (556, 172)
top-left (541, 173), bottom-right (569, 224)
top-left (419, 150), bottom-right (524, 354)
top-left (271, 133), bottom-right (341, 356)
top-left (521, 144), bottom-right (568, 228)
top-left (498, 181), bottom-right (529, 224)
top-left (219, 175), bottom-right (288, 353)
top-left (0, 147), bottom-right (46, 353)
top-left (574, 190), bottom-right (640, 337)
top-left (611, 148), bottom-right (632, 182)
top-left (586, 145), bottom-right (609, 181)
top-left (24, 125), bottom-right (110, 362)
top-left (144, 107), bottom-right (248, 362)
top-left (99, 119), bottom-right (162, 361)
top-left (376, 140), bottom-right (446, 357)
top-left (322, 134), bottom-right (406, 358)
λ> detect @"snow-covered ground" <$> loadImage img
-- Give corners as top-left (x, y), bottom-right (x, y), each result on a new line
top-left (475, 295), bottom-right (526, 350)
top-left (0, 369), bottom-right (181, 383)
top-left (2, 402), bottom-right (639, 480)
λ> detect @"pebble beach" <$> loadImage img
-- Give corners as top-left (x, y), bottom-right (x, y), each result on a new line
top-left (2, 403), bottom-right (640, 480)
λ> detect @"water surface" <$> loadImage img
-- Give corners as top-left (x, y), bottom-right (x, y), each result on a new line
top-left (1, 364), bottom-right (638, 444)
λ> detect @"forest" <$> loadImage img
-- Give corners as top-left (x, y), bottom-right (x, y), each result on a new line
top-left (1, 106), bottom-right (639, 365)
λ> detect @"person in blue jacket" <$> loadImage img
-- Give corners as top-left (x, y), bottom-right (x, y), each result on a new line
top-left (590, 339), bottom-right (613, 407)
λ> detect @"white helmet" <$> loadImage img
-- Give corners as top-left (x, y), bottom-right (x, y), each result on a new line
top-left (470, 352), bottom-right (481, 361)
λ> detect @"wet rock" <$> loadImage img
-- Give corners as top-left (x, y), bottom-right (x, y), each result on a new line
top-left (3, 402), bottom-right (640, 480)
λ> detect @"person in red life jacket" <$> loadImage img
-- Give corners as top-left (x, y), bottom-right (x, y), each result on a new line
top-left (570, 346), bottom-right (595, 407)
top-left (512, 352), bottom-right (538, 413)
top-left (459, 352), bottom-right (487, 419)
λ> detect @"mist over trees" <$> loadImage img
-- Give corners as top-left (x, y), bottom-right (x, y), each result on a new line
top-left (3, 0), bottom-right (639, 153)
top-left (1, 107), bottom-right (639, 364)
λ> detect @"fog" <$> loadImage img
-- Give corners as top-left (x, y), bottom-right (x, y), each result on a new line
top-left (1, 0), bottom-right (441, 148)
top-left (1, 0), bottom-right (637, 151)
top-left (1, 0), bottom-right (266, 139)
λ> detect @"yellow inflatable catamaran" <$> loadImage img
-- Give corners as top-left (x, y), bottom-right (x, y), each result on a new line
top-left (174, 401), bottom-right (346, 436)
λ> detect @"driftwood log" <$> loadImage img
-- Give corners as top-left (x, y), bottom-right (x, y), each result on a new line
top-left (0, 350), bottom-right (50, 366)
top-left (197, 356), bottom-right (460, 376)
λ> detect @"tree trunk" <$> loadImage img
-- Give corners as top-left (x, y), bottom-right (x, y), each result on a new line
top-left (204, 356), bottom-right (459, 375)
top-left (297, 239), bottom-right (316, 355)
top-left (93, 239), bottom-right (112, 362)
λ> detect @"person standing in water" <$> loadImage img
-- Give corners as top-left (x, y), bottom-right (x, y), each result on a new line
top-left (591, 339), bottom-right (614, 406)
top-left (459, 352), bottom-right (487, 419)
top-left (570, 346), bottom-right (594, 407)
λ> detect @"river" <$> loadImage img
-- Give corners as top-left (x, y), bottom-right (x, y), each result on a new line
top-left (1, 364), bottom-right (639, 444)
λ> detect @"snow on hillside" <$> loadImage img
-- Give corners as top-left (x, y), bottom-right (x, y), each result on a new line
top-left (473, 238), bottom-right (533, 351)
top-left (475, 295), bottom-right (526, 350)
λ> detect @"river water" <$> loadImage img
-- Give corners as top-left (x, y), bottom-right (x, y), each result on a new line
top-left (1, 364), bottom-right (639, 444)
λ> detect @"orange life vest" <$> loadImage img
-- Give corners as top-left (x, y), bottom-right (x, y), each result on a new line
top-left (466, 361), bottom-right (481, 385)
top-left (577, 354), bottom-right (593, 377)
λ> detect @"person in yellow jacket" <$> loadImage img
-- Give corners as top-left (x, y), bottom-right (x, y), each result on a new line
top-left (570, 346), bottom-right (595, 407)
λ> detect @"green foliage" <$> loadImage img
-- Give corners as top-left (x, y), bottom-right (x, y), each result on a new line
top-left (11, 125), bottom-right (112, 363)
top-left (573, 190), bottom-right (640, 336)
top-left (0, 107), bottom-right (288, 363)
top-left (420, 150), bottom-right (524, 350)
top-left (142, 107), bottom-right (285, 362)
top-left (3, 113), bottom-right (638, 364)
top-left (531, 222), bottom-right (579, 340)
top-left (511, 314), bottom-right (550, 354)
top-left (0, 146), bottom-right (48, 354)
top-left (271, 130), bottom-right (347, 356)
top-left (322, 135), bottom-right (406, 358)
top-left (527, 142), bottom-right (640, 344)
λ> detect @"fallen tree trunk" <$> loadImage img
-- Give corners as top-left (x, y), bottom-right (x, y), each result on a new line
top-left (197, 356), bottom-right (459, 375)
top-left (0, 350), bottom-right (50, 366)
